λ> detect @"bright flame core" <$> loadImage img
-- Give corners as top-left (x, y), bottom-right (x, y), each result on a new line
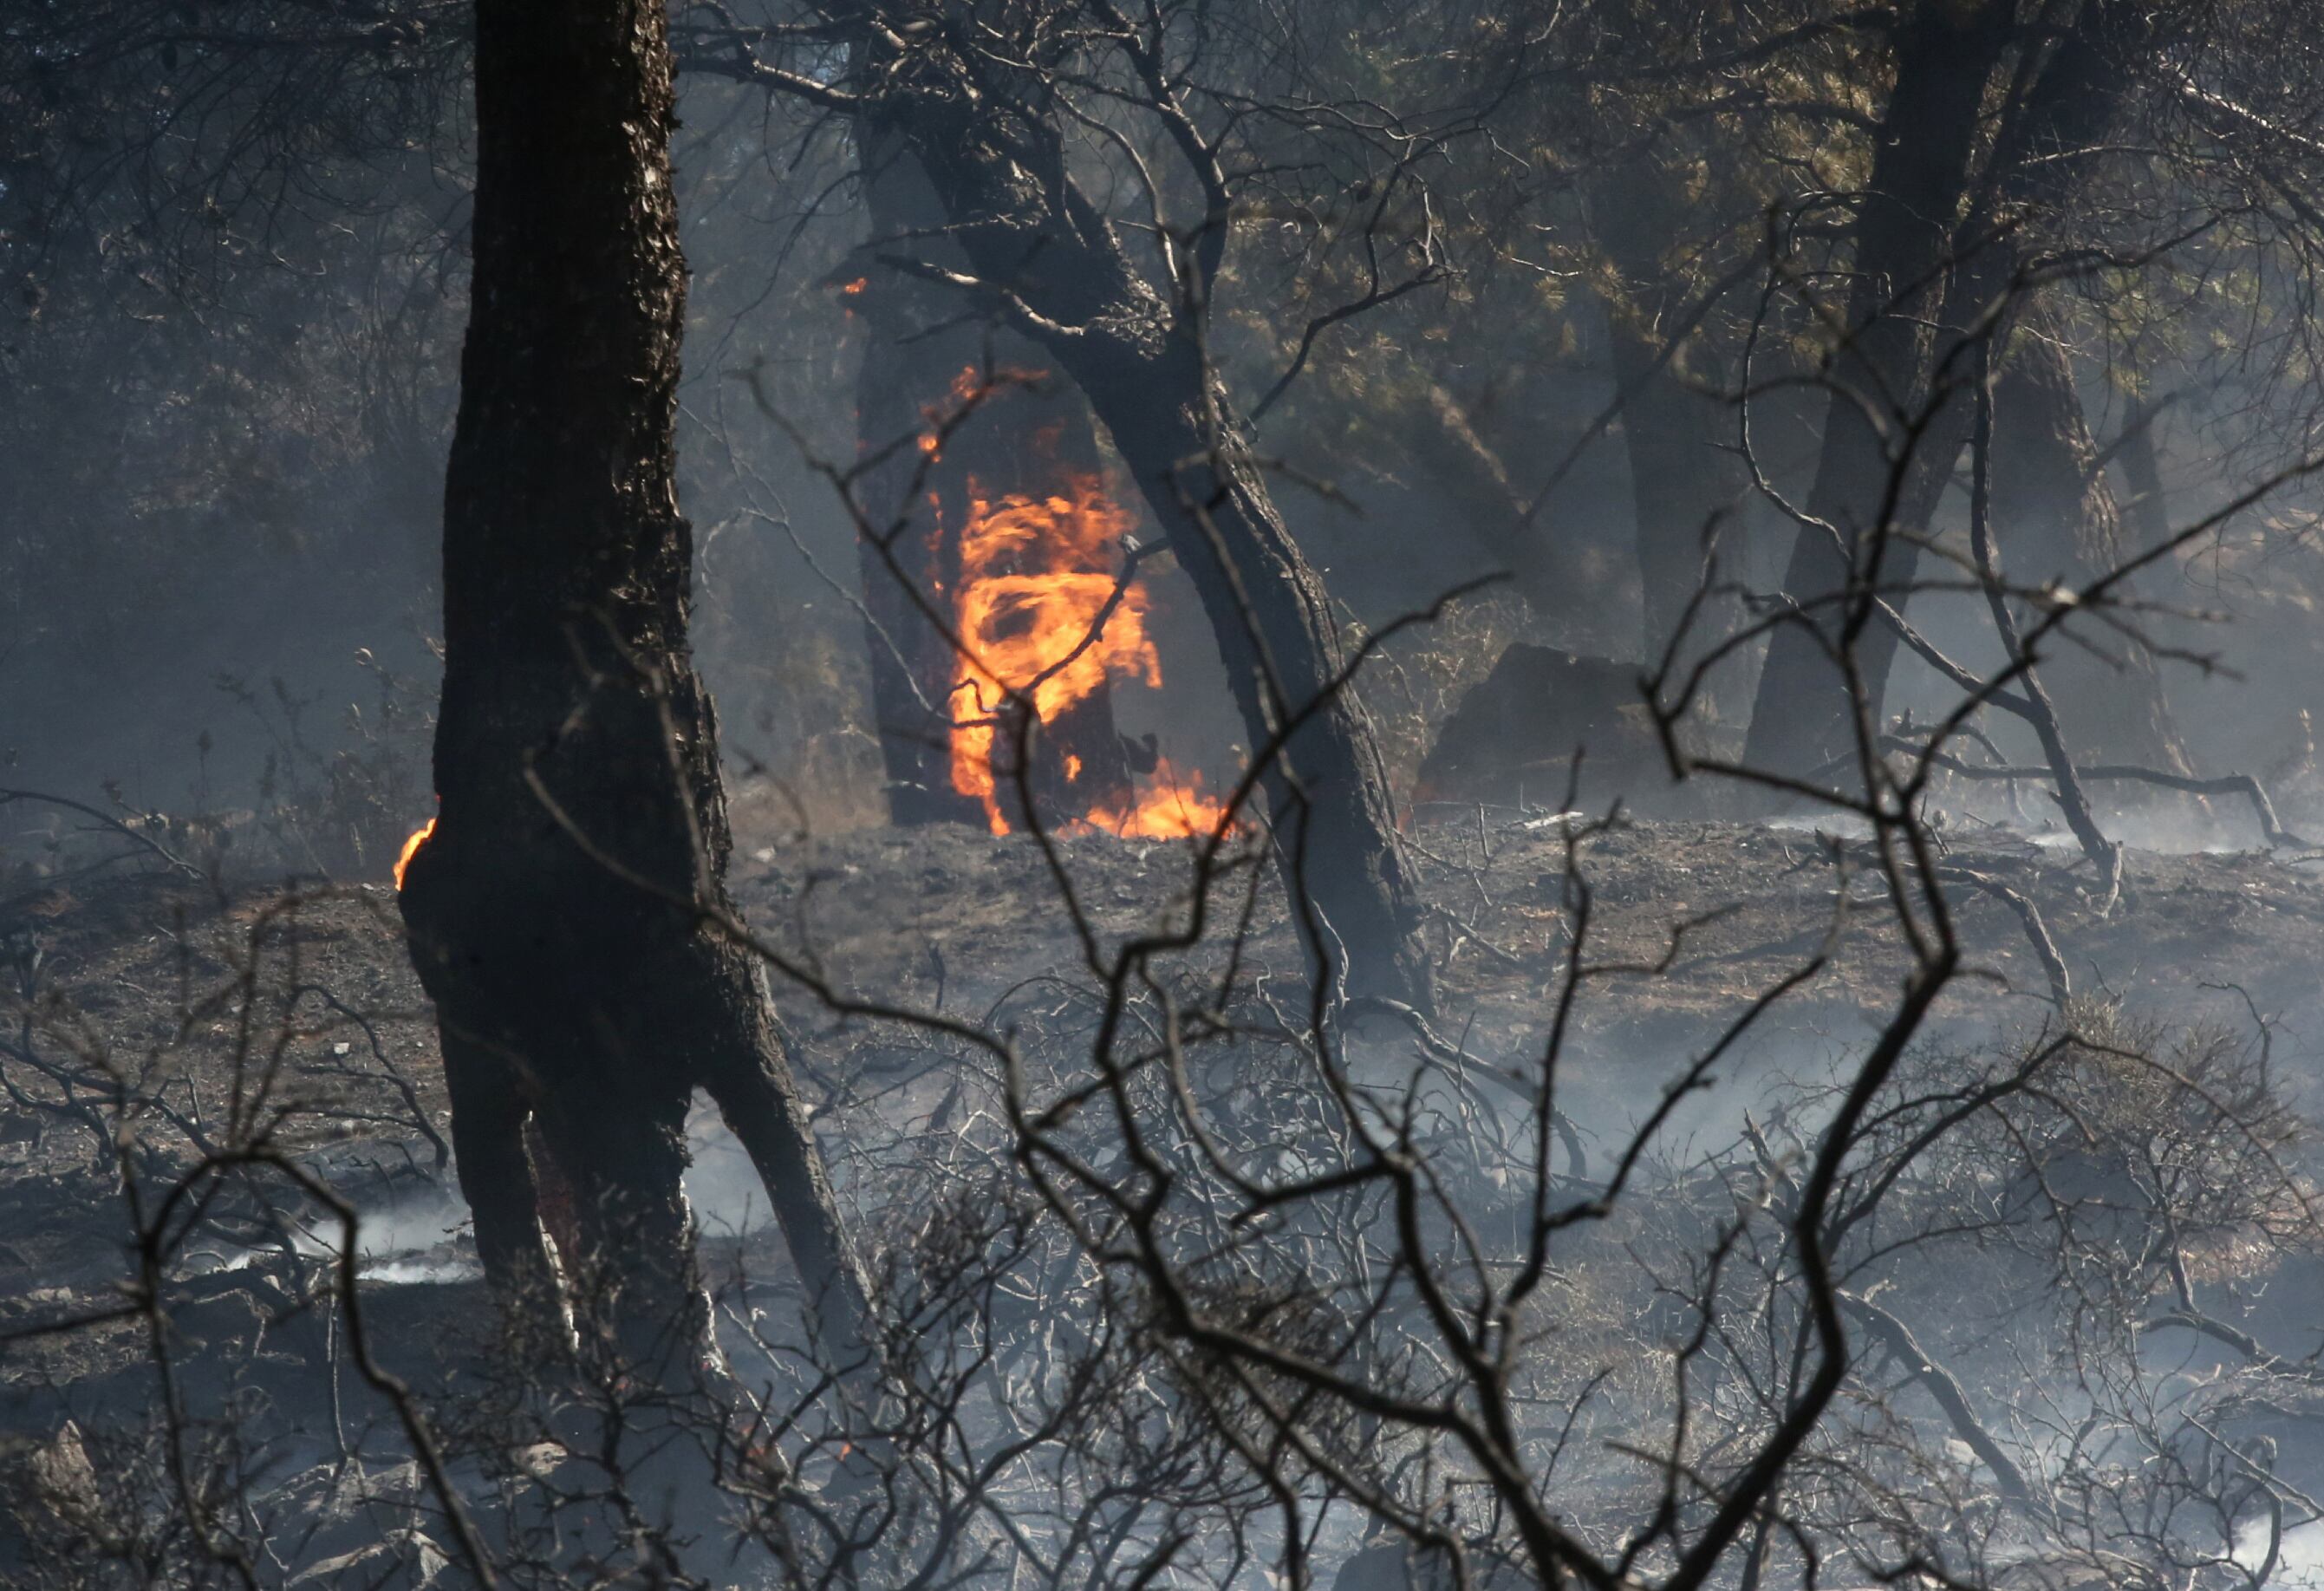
top-left (393, 817), bottom-right (437, 890)
top-left (941, 414), bottom-right (1227, 839)
top-left (1079, 755), bottom-right (1231, 839)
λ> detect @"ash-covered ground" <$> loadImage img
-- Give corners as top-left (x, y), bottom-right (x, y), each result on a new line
top-left (6, 801), bottom-right (2324, 1581)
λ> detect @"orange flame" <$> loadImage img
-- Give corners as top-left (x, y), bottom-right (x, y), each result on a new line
top-left (393, 817), bottom-right (437, 890)
top-left (1080, 756), bottom-right (1229, 839)
top-left (916, 367), bottom-right (988, 461)
top-left (941, 403), bottom-right (1227, 839)
top-left (839, 277), bottom-right (867, 297)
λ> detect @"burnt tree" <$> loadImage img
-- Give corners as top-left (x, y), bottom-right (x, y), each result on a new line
top-left (1589, 147), bottom-right (1749, 679)
top-left (1989, 315), bottom-right (2196, 781)
top-left (899, 143), bottom-right (1429, 1002)
top-left (1743, 0), bottom-right (2192, 790)
top-left (732, 8), bottom-right (1434, 1007)
top-left (398, 0), bottom-right (872, 1378)
top-left (850, 134), bottom-right (1136, 829)
top-left (1741, 0), bottom-right (2014, 786)
top-left (849, 129), bottom-right (985, 828)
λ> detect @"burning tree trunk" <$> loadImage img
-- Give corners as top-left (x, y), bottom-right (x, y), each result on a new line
top-left (850, 135), bottom-right (1137, 828)
top-left (849, 133), bottom-right (983, 828)
top-left (398, 0), bottom-right (872, 1379)
top-left (1740, 0), bottom-right (2014, 786)
top-left (936, 436), bottom-right (1170, 836)
top-left (828, 41), bottom-right (1432, 1007)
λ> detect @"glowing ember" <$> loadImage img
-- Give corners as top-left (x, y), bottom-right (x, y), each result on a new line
top-left (916, 366), bottom-right (987, 461)
top-left (393, 817), bottom-right (437, 890)
top-left (941, 401), bottom-right (1228, 840)
top-left (839, 277), bottom-right (867, 296)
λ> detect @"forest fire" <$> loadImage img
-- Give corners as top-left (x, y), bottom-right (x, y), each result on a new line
top-left (33, 1), bottom-right (2324, 1585)
top-left (944, 459), bottom-right (1227, 839)
top-left (392, 816), bottom-right (435, 890)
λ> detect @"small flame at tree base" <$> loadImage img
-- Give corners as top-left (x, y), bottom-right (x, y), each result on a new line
top-left (393, 818), bottom-right (437, 890)
top-left (1071, 757), bottom-right (1229, 839)
top-left (938, 381), bottom-right (1231, 841)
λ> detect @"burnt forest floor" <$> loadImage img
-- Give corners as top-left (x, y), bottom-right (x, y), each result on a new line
top-left (4, 800), bottom-right (2324, 1567)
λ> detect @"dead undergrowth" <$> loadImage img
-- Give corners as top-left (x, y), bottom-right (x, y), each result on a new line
top-left (6, 805), bottom-right (2324, 1582)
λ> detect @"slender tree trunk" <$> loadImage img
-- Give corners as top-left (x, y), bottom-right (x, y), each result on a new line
top-left (1070, 336), bottom-right (1432, 1005)
top-left (1590, 152), bottom-right (1748, 679)
top-left (1607, 317), bottom-right (1741, 669)
top-left (1383, 368), bottom-right (1631, 654)
top-left (859, 73), bottom-right (1433, 1007)
top-left (1989, 322), bottom-right (2197, 779)
top-left (2116, 392), bottom-right (2175, 551)
top-left (1399, 380), bottom-right (1526, 576)
top-left (400, 0), bottom-right (872, 1380)
top-left (1743, 0), bottom-right (2179, 789)
top-left (1741, 0), bottom-right (2013, 786)
top-left (1391, 377), bottom-right (1559, 620)
top-left (851, 136), bottom-right (984, 826)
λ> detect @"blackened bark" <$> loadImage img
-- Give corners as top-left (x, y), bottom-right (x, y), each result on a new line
top-left (1608, 323), bottom-right (1740, 668)
top-left (851, 135), bottom-right (985, 827)
top-left (1397, 380), bottom-right (1546, 603)
top-left (852, 47), bottom-right (1432, 1007)
top-left (2117, 394), bottom-right (2175, 551)
top-left (1989, 323), bottom-right (2197, 779)
top-left (1071, 339), bottom-right (1431, 1006)
top-left (1743, 0), bottom-right (2178, 788)
top-left (1741, 0), bottom-right (2014, 786)
top-left (1591, 153), bottom-right (1748, 675)
top-left (400, 0), bottom-right (872, 1379)
top-left (1395, 375), bottom-right (1621, 648)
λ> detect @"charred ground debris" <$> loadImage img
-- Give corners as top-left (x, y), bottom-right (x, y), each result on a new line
top-left (13, 2), bottom-right (2324, 1587)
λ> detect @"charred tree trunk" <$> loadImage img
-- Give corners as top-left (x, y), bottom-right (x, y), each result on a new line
top-left (1989, 322), bottom-right (2197, 781)
top-left (1389, 371), bottom-right (1624, 649)
top-left (850, 134), bottom-right (985, 828)
top-left (939, 376), bottom-right (1142, 833)
top-left (2116, 392), bottom-right (2175, 551)
top-left (1070, 338), bottom-right (1431, 1004)
top-left (1740, 0), bottom-right (2013, 787)
top-left (1395, 378), bottom-right (1552, 613)
top-left (850, 136), bottom-right (1136, 828)
top-left (1590, 152), bottom-right (1749, 679)
top-left (947, 428), bottom-right (1144, 837)
top-left (400, 0), bottom-right (873, 1380)
top-left (851, 53), bottom-right (1432, 1007)
top-left (1743, 0), bottom-right (2177, 790)
top-left (1607, 318), bottom-right (1741, 670)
